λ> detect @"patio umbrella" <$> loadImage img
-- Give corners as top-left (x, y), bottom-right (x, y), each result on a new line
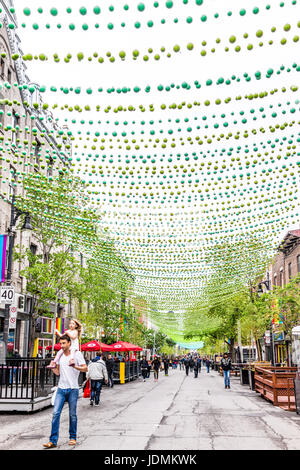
top-left (110, 341), bottom-right (143, 352)
top-left (80, 340), bottom-right (114, 352)
top-left (46, 343), bottom-right (61, 351)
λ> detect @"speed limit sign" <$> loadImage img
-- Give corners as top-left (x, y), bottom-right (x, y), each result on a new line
top-left (0, 286), bottom-right (15, 304)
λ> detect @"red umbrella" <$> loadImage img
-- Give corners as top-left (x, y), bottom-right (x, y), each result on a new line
top-left (80, 340), bottom-right (114, 352)
top-left (110, 341), bottom-right (143, 352)
top-left (46, 343), bottom-right (61, 351)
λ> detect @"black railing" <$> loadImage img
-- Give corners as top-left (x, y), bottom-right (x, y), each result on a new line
top-left (0, 358), bottom-right (85, 401)
top-left (112, 361), bottom-right (141, 383)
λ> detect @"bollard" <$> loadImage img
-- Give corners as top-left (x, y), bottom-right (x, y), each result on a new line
top-left (120, 362), bottom-right (125, 384)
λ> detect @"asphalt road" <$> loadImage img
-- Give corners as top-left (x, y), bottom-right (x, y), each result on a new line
top-left (1, 367), bottom-right (300, 450)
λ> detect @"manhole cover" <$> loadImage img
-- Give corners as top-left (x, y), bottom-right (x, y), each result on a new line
top-left (20, 435), bottom-right (44, 439)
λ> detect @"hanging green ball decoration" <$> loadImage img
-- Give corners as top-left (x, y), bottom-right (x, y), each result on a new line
top-left (50, 8), bottom-right (58, 16)
top-left (80, 6), bottom-right (87, 15)
top-left (94, 6), bottom-right (101, 14)
top-left (23, 8), bottom-right (31, 16)
top-left (138, 3), bottom-right (145, 11)
top-left (166, 1), bottom-right (173, 7)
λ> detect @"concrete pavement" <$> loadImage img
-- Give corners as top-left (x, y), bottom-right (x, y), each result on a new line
top-left (1, 367), bottom-right (300, 450)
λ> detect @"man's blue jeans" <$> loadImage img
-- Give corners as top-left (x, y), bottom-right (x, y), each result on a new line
top-left (50, 388), bottom-right (79, 445)
top-left (90, 379), bottom-right (103, 404)
top-left (223, 370), bottom-right (230, 387)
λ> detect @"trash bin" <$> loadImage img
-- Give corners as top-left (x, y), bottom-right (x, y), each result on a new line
top-left (240, 367), bottom-right (249, 385)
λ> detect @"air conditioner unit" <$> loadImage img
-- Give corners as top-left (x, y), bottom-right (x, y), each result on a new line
top-left (16, 294), bottom-right (25, 313)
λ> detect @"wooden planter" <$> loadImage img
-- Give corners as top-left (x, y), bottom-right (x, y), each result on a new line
top-left (254, 366), bottom-right (297, 411)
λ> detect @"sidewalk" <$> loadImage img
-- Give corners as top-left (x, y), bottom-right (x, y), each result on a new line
top-left (1, 368), bottom-right (300, 450)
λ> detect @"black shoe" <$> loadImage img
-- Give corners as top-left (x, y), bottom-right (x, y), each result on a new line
top-left (90, 400), bottom-right (94, 406)
top-left (228, 385), bottom-right (230, 389)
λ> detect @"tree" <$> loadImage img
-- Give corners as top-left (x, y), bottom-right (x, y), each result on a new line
top-left (15, 249), bottom-right (80, 354)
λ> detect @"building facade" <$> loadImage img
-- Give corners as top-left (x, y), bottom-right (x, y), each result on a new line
top-left (0, 1), bottom-right (72, 356)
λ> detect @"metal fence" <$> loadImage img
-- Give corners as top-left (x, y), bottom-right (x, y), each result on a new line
top-left (112, 361), bottom-right (141, 383)
top-left (0, 358), bottom-right (85, 401)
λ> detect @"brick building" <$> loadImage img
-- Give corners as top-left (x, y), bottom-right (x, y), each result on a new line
top-left (266, 229), bottom-right (300, 364)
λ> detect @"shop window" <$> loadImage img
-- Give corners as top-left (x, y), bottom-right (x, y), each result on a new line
top-left (288, 262), bottom-right (292, 280)
top-left (297, 255), bottom-right (300, 274)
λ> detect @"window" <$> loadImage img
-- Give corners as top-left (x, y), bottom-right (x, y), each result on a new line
top-left (34, 140), bottom-right (41, 171)
top-left (0, 93), bottom-right (5, 127)
top-left (7, 67), bottom-right (12, 84)
top-left (47, 157), bottom-right (53, 177)
top-left (12, 111), bottom-right (19, 144)
top-left (274, 274), bottom-right (277, 287)
top-left (0, 57), bottom-right (5, 79)
top-left (8, 166), bottom-right (16, 202)
top-left (280, 270), bottom-right (283, 287)
top-left (288, 262), bottom-right (292, 280)
top-left (30, 243), bottom-right (37, 256)
top-left (297, 255), bottom-right (300, 274)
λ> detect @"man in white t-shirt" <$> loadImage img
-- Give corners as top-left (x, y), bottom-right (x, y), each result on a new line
top-left (43, 334), bottom-right (87, 449)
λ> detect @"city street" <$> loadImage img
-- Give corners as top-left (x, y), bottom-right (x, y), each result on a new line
top-left (1, 368), bottom-right (300, 451)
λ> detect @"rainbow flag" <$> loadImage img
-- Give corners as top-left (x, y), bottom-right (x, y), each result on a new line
top-left (56, 317), bottom-right (65, 334)
top-left (0, 235), bottom-right (7, 283)
top-left (42, 318), bottom-right (52, 334)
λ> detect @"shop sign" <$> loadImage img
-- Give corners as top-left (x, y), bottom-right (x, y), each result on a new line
top-left (265, 330), bottom-right (271, 345)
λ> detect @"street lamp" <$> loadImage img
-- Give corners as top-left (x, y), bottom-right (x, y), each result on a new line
top-left (2, 193), bottom-right (32, 350)
top-left (254, 273), bottom-right (274, 365)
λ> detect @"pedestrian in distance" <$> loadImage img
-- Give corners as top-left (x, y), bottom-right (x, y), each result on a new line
top-left (140, 355), bottom-right (149, 381)
top-left (147, 359), bottom-right (151, 378)
top-left (197, 356), bottom-right (202, 373)
top-left (205, 357), bottom-right (211, 373)
top-left (87, 354), bottom-right (108, 406)
top-left (43, 334), bottom-right (88, 449)
top-left (189, 356), bottom-right (195, 373)
top-left (163, 357), bottom-right (169, 376)
top-left (193, 358), bottom-right (199, 378)
top-left (220, 353), bottom-right (232, 389)
top-left (47, 319), bottom-right (82, 369)
top-left (152, 356), bottom-right (161, 382)
top-left (184, 356), bottom-right (190, 376)
top-left (105, 353), bottom-right (115, 388)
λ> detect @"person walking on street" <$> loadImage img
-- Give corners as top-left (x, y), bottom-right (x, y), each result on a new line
top-left (152, 356), bottom-right (161, 382)
top-left (220, 353), bottom-right (232, 389)
top-left (184, 356), bottom-right (190, 376)
top-left (43, 334), bottom-right (87, 448)
top-left (189, 356), bottom-right (195, 374)
top-left (193, 358), bottom-right (199, 378)
top-left (87, 354), bottom-right (108, 406)
top-left (205, 357), bottom-right (211, 373)
top-left (140, 356), bottom-right (149, 381)
top-left (163, 357), bottom-right (169, 376)
top-left (105, 353), bottom-right (115, 388)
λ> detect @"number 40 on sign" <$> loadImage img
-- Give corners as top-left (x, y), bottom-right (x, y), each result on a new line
top-left (0, 286), bottom-right (15, 304)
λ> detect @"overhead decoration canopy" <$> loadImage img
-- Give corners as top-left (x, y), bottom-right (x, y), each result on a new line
top-left (4, 0), bottom-right (300, 343)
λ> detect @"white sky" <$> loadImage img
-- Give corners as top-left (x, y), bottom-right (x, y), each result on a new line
top-left (11, 0), bottom-right (300, 340)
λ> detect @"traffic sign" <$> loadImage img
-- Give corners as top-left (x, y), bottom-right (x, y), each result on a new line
top-left (0, 286), bottom-right (15, 304)
top-left (9, 305), bottom-right (17, 329)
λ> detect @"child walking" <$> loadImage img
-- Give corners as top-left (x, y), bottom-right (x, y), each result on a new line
top-left (47, 319), bottom-right (82, 368)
